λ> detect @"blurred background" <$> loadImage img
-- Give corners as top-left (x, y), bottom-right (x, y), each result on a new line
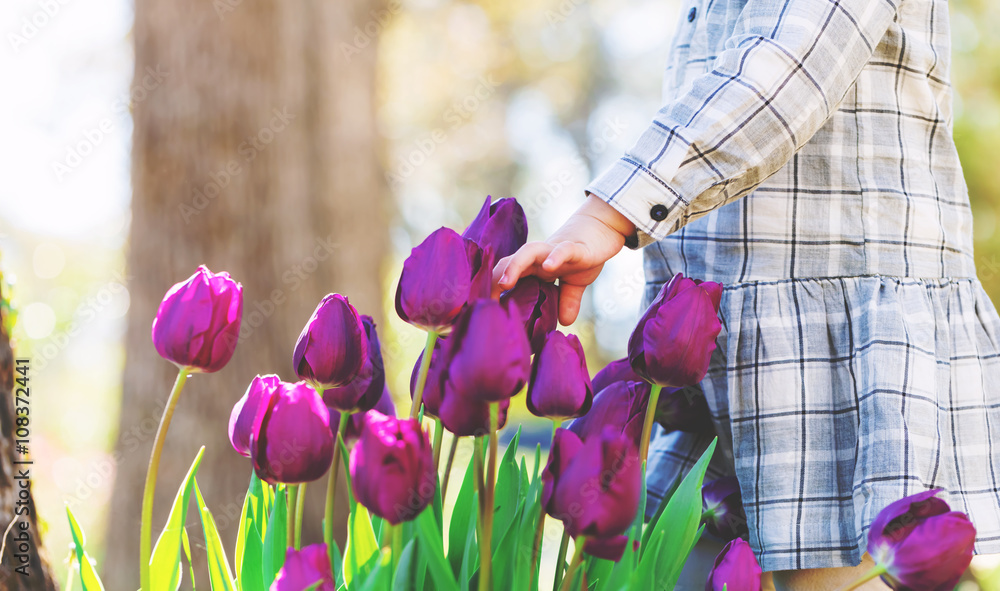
top-left (1, 0), bottom-right (999, 587)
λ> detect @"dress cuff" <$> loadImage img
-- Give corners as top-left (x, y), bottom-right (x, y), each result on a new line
top-left (585, 156), bottom-right (689, 249)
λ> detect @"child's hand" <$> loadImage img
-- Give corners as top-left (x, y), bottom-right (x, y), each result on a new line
top-left (493, 194), bottom-right (637, 325)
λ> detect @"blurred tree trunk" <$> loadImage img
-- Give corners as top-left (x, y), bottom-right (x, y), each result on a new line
top-left (0, 285), bottom-right (57, 589)
top-left (105, 0), bottom-right (388, 587)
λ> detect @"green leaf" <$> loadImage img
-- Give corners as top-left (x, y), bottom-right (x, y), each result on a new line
top-left (392, 540), bottom-right (417, 591)
top-left (415, 507), bottom-right (460, 591)
top-left (357, 549), bottom-right (392, 591)
top-left (633, 438), bottom-right (717, 590)
top-left (492, 427), bottom-right (522, 551)
top-left (65, 505), bottom-right (106, 591)
top-left (261, 485), bottom-right (288, 588)
top-left (344, 502), bottom-right (380, 587)
top-left (490, 497), bottom-right (523, 590)
top-left (237, 472), bottom-right (266, 591)
top-left (458, 518), bottom-right (478, 591)
top-left (150, 447), bottom-right (205, 591)
top-left (194, 480), bottom-right (237, 591)
top-left (447, 450), bottom-right (478, 577)
top-left (639, 470), bottom-right (682, 558)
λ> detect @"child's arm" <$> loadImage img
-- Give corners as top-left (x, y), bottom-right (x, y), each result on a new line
top-left (493, 194), bottom-right (636, 325)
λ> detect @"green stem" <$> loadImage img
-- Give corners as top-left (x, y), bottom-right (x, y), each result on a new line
top-left (839, 564), bottom-right (888, 591)
top-left (552, 530), bottom-right (570, 591)
top-left (441, 434), bottom-right (460, 502)
top-left (391, 523), bottom-right (403, 575)
top-left (551, 419), bottom-right (562, 439)
top-left (294, 482), bottom-right (307, 549)
top-left (473, 436), bottom-right (488, 591)
top-left (478, 403), bottom-right (499, 591)
top-left (432, 417), bottom-right (445, 467)
top-left (324, 412), bottom-right (350, 552)
top-left (527, 509), bottom-right (546, 591)
top-left (140, 367), bottom-right (190, 591)
top-left (64, 550), bottom-right (76, 591)
top-left (287, 485), bottom-right (299, 548)
top-left (558, 537), bottom-right (587, 591)
top-left (410, 331), bottom-right (439, 419)
top-left (638, 384), bottom-right (663, 464)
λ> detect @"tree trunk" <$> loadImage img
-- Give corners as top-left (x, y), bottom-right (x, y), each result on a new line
top-left (105, 0), bottom-right (388, 587)
top-left (0, 284), bottom-right (57, 590)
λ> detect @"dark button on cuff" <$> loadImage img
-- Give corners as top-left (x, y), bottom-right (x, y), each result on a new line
top-left (650, 204), bottom-right (669, 221)
top-left (687, 7), bottom-right (697, 21)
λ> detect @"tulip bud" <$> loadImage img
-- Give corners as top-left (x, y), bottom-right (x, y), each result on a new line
top-left (271, 544), bottom-right (335, 591)
top-left (549, 426), bottom-right (641, 539)
top-left (438, 389), bottom-right (511, 437)
top-left (439, 299), bottom-right (531, 403)
top-left (583, 535), bottom-right (634, 562)
top-left (567, 381), bottom-right (649, 447)
top-left (867, 489), bottom-right (976, 591)
top-left (591, 358), bottom-right (642, 394)
top-left (705, 538), bottom-right (762, 591)
top-left (350, 411), bottom-right (436, 524)
top-left (409, 338), bottom-right (448, 417)
top-left (229, 374), bottom-right (280, 457)
top-left (526, 331), bottom-right (593, 420)
top-left (322, 315), bottom-right (385, 412)
top-left (395, 228), bottom-right (494, 333)
top-left (462, 196), bottom-right (528, 260)
top-left (655, 386), bottom-right (714, 435)
top-left (541, 428), bottom-right (585, 516)
top-left (499, 276), bottom-right (558, 353)
top-left (702, 476), bottom-right (748, 541)
top-left (151, 265), bottom-right (243, 373)
top-left (628, 272), bottom-right (723, 388)
top-left (250, 381), bottom-right (334, 485)
top-left (293, 294), bottom-right (368, 389)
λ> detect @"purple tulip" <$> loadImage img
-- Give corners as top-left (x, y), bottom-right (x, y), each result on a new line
top-left (867, 489), bottom-right (976, 591)
top-left (321, 315), bottom-right (384, 412)
top-left (350, 411), bottom-right (436, 524)
top-left (151, 265), bottom-right (243, 373)
top-left (293, 294), bottom-right (367, 389)
top-left (541, 428), bottom-right (585, 516)
top-left (591, 358), bottom-right (642, 394)
top-left (654, 386), bottom-right (714, 434)
top-left (705, 538), bottom-right (762, 591)
top-left (567, 380), bottom-right (650, 448)
top-left (702, 476), bottom-right (748, 541)
top-left (228, 374), bottom-right (280, 457)
top-left (271, 544), bottom-right (335, 591)
top-left (395, 228), bottom-right (494, 333)
top-left (409, 338), bottom-right (448, 418)
top-left (439, 299), bottom-right (531, 403)
top-left (628, 272), bottom-right (723, 388)
top-left (330, 383), bottom-right (396, 446)
top-left (499, 276), bottom-right (558, 353)
top-left (583, 535), bottom-right (634, 562)
top-left (462, 196), bottom-right (528, 261)
top-left (526, 331), bottom-right (593, 420)
top-left (250, 381), bottom-right (334, 485)
top-left (438, 389), bottom-right (511, 437)
top-left (548, 426), bottom-right (641, 538)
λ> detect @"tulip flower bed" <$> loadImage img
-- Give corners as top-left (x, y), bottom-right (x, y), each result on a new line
top-left (64, 197), bottom-right (979, 591)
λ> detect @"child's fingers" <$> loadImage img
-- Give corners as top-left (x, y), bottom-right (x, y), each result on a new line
top-left (542, 242), bottom-right (584, 274)
top-left (558, 282), bottom-right (586, 325)
top-left (494, 242), bottom-right (555, 291)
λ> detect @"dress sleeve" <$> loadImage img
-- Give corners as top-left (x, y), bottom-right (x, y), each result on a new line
top-left (586, 0), bottom-right (900, 248)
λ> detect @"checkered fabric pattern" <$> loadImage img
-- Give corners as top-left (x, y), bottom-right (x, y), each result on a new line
top-left (586, 0), bottom-right (1000, 572)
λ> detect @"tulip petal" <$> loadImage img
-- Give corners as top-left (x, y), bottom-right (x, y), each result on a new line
top-left (251, 381), bottom-right (334, 485)
top-left (640, 285), bottom-right (721, 387)
top-left (527, 332), bottom-right (593, 420)
top-left (395, 228), bottom-right (476, 332)
top-left (705, 538), bottom-right (762, 591)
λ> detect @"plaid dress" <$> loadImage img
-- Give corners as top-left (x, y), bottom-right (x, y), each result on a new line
top-left (585, 0), bottom-right (1000, 572)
